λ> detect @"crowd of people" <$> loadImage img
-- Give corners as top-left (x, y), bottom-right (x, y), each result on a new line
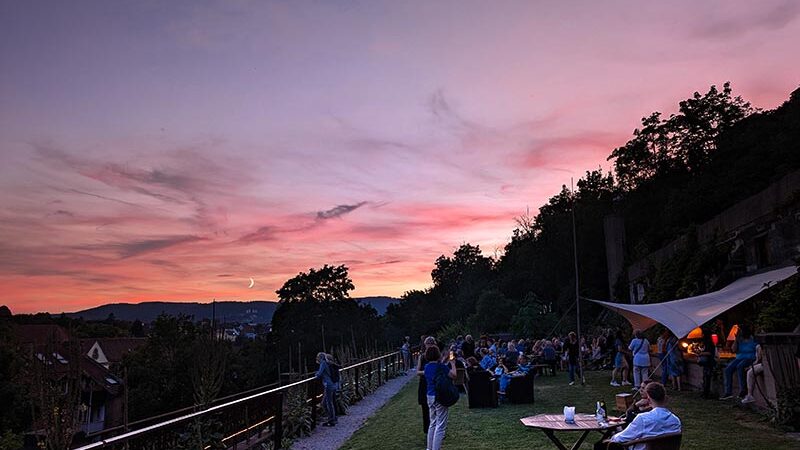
top-left (313, 322), bottom-right (788, 450)
top-left (413, 331), bottom-right (688, 450)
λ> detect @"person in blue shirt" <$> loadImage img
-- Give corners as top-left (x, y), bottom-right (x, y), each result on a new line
top-left (664, 333), bottom-right (683, 391)
top-left (629, 329), bottom-right (651, 389)
top-left (424, 345), bottom-right (457, 450)
top-left (721, 324), bottom-right (757, 400)
top-left (479, 348), bottom-right (496, 370)
top-left (516, 354), bottom-right (532, 374)
top-left (499, 355), bottom-right (532, 392)
top-left (597, 382), bottom-right (681, 450)
top-left (494, 360), bottom-right (507, 377)
top-left (315, 352), bottom-right (339, 426)
top-left (610, 330), bottom-right (631, 387)
top-left (503, 342), bottom-right (520, 369)
top-left (516, 339), bottom-right (527, 355)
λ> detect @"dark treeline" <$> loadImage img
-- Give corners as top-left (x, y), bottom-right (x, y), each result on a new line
top-left (2, 83), bottom-right (799, 444)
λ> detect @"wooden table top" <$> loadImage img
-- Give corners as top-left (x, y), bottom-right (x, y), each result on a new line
top-left (520, 414), bottom-right (618, 431)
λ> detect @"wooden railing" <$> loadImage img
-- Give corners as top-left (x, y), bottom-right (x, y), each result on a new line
top-left (73, 350), bottom-right (408, 450)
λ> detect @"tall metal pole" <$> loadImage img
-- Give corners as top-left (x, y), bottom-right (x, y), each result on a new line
top-left (571, 178), bottom-right (585, 385)
top-left (321, 322), bottom-right (326, 354)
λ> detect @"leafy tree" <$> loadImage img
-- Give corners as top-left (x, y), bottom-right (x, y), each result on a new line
top-left (190, 333), bottom-right (227, 407)
top-left (468, 289), bottom-right (516, 333)
top-left (756, 274), bottom-right (800, 333)
top-left (383, 289), bottom-right (444, 343)
top-left (276, 264), bottom-right (354, 303)
top-left (28, 338), bottom-right (82, 450)
top-left (510, 292), bottom-right (559, 337)
top-left (271, 265), bottom-right (382, 371)
top-left (430, 244), bottom-right (494, 321)
top-left (609, 82), bottom-right (753, 191)
top-left (123, 314), bottom-right (199, 420)
top-left (0, 319), bottom-right (31, 441)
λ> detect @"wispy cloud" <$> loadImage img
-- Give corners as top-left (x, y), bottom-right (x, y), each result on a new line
top-left (316, 201), bottom-right (368, 220)
top-left (115, 235), bottom-right (207, 259)
top-left (691, 1), bottom-right (800, 39)
top-left (237, 226), bottom-right (276, 243)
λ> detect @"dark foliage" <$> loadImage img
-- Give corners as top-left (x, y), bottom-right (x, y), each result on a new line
top-left (271, 265), bottom-right (384, 371)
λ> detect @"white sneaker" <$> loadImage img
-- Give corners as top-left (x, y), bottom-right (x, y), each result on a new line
top-left (741, 395), bottom-right (755, 404)
top-left (622, 381), bottom-right (632, 386)
top-left (569, 381), bottom-right (575, 386)
top-left (610, 381), bottom-right (620, 387)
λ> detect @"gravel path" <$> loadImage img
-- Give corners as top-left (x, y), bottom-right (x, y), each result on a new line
top-left (290, 372), bottom-right (416, 450)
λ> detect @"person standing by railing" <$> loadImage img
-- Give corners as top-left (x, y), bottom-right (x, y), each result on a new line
top-left (401, 336), bottom-right (411, 374)
top-left (315, 352), bottom-right (339, 427)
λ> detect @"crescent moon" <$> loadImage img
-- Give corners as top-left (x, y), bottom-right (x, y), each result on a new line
top-left (248, 277), bottom-right (255, 288)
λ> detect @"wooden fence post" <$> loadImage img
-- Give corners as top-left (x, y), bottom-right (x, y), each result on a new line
top-left (274, 392), bottom-right (283, 450)
top-left (309, 381), bottom-right (317, 430)
top-left (355, 366), bottom-right (360, 399)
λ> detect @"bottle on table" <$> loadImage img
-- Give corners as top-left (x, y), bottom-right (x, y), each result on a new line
top-left (596, 401), bottom-right (607, 425)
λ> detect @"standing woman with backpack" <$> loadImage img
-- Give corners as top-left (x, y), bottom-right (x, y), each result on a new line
top-left (417, 336), bottom-right (436, 434)
top-left (315, 352), bottom-right (339, 426)
top-left (424, 345), bottom-right (457, 450)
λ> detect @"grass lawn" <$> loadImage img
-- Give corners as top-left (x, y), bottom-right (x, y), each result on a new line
top-left (340, 371), bottom-right (798, 450)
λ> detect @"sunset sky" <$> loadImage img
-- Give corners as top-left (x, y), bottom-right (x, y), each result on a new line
top-left (2, 1), bottom-right (799, 314)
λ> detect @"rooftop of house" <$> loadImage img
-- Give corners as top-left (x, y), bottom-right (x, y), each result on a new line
top-left (80, 337), bottom-right (147, 363)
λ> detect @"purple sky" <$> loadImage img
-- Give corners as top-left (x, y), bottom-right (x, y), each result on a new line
top-left (2, 1), bottom-right (799, 313)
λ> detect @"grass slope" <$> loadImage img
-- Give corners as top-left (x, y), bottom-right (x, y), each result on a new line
top-left (341, 371), bottom-right (797, 450)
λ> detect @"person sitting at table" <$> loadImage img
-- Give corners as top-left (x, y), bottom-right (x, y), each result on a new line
top-left (493, 360), bottom-right (507, 397)
top-left (542, 340), bottom-right (558, 368)
top-left (498, 355), bottom-right (532, 393)
top-left (624, 380), bottom-right (653, 424)
top-left (504, 342), bottom-right (520, 369)
top-left (466, 356), bottom-right (488, 375)
top-left (497, 340), bottom-right (508, 357)
top-left (516, 338), bottom-right (527, 355)
top-left (479, 348), bottom-right (496, 370)
top-left (493, 359), bottom-right (507, 375)
top-left (516, 354), bottom-right (532, 373)
top-left (595, 382), bottom-right (681, 450)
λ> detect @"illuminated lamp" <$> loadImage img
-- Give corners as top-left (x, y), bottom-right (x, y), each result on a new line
top-left (711, 334), bottom-right (719, 346)
top-left (726, 324), bottom-right (739, 342)
top-left (681, 341), bottom-right (689, 349)
top-left (687, 327), bottom-right (703, 339)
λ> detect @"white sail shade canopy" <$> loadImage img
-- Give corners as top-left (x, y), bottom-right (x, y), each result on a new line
top-left (588, 265), bottom-right (798, 338)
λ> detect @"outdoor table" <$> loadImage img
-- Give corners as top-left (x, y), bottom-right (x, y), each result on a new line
top-left (520, 413), bottom-right (619, 450)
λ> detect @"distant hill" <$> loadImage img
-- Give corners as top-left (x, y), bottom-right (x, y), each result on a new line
top-left (65, 296), bottom-right (398, 323)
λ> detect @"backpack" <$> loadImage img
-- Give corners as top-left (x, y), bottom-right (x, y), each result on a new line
top-left (434, 365), bottom-right (460, 407)
top-left (329, 363), bottom-right (340, 384)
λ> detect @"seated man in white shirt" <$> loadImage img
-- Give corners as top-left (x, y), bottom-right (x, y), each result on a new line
top-left (595, 382), bottom-right (681, 450)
